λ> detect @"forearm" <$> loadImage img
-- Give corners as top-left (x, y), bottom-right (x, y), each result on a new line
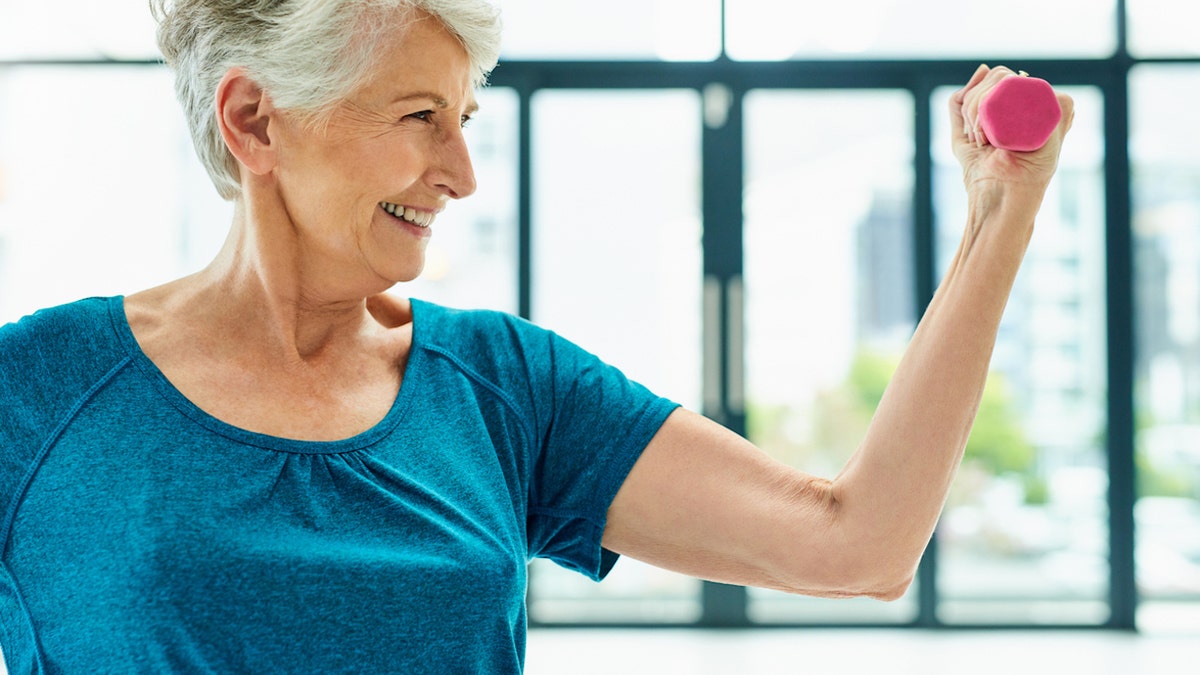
top-left (828, 182), bottom-right (1045, 585)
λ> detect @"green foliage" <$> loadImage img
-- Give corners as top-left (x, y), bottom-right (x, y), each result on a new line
top-left (967, 376), bottom-right (1036, 475)
top-left (845, 348), bottom-right (1036, 476)
top-left (1136, 452), bottom-right (1192, 498)
top-left (749, 348), bottom-right (1040, 500)
top-left (847, 349), bottom-right (893, 411)
top-left (1022, 474), bottom-right (1050, 505)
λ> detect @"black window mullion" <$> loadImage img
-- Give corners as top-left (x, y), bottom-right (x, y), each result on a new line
top-left (912, 78), bottom-right (942, 629)
top-left (699, 81), bottom-right (750, 627)
top-left (517, 82), bottom-right (534, 321)
top-left (1104, 61), bottom-right (1138, 631)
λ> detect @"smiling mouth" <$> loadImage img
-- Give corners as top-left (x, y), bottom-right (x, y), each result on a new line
top-left (381, 201), bottom-right (435, 228)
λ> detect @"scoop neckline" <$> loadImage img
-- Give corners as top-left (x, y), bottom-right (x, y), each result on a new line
top-left (106, 294), bottom-right (422, 455)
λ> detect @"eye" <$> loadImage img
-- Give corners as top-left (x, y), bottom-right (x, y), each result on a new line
top-left (405, 110), bottom-right (434, 123)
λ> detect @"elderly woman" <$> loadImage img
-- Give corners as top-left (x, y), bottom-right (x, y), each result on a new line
top-left (0, 0), bottom-right (1073, 672)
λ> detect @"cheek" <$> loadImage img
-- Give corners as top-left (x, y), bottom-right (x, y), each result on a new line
top-left (287, 151), bottom-right (376, 212)
top-left (340, 140), bottom-right (425, 198)
top-left (278, 127), bottom-right (423, 218)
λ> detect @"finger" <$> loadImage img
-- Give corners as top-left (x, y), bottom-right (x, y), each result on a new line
top-left (962, 66), bottom-right (1015, 120)
top-left (962, 63), bottom-right (990, 93)
top-left (1043, 92), bottom-right (1076, 151)
top-left (1057, 93), bottom-right (1076, 135)
top-left (962, 65), bottom-right (1019, 146)
top-left (949, 92), bottom-right (966, 139)
top-left (951, 64), bottom-right (989, 143)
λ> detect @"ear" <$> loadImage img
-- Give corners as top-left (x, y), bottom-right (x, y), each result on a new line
top-left (215, 67), bottom-right (277, 177)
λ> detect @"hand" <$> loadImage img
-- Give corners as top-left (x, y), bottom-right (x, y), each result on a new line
top-left (950, 64), bottom-right (1076, 197)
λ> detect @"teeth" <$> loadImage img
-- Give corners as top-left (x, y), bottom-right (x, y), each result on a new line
top-left (381, 202), bottom-right (434, 228)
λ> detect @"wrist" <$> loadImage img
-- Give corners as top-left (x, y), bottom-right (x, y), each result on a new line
top-left (966, 179), bottom-right (1045, 231)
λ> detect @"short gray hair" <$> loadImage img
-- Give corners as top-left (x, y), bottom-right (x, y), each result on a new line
top-left (151, 0), bottom-right (502, 201)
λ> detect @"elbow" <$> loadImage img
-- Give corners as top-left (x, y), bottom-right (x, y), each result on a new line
top-left (775, 521), bottom-right (922, 601)
top-left (842, 549), bottom-right (921, 601)
top-left (831, 563), bottom-right (916, 602)
top-left (849, 545), bottom-right (920, 600)
top-left (773, 566), bottom-right (914, 602)
top-left (864, 572), bottom-right (915, 602)
top-left (769, 549), bottom-right (918, 602)
top-left (765, 474), bottom-right (922, 601)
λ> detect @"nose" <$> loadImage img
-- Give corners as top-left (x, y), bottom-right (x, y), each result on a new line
top-left (431, 126), bottom-right (477, 200)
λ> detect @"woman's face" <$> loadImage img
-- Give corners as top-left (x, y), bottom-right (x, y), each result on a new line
top-left (270, 14), bottom-right (478, 290)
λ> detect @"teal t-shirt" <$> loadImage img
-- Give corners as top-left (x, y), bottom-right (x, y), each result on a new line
top-left (0, 296), bottom-right (677, 673)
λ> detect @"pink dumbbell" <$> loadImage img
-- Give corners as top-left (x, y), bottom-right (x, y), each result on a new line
top-left (977, 71), bottom-right (1063, 152)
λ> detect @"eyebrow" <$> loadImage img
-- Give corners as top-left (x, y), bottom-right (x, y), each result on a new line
top-left (391, 91), bottom-right (480, 115)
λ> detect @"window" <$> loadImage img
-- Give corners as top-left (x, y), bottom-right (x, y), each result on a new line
top-left (932, 85), bottom-right (1110, 624)
top-left (499, 0), bottom-right (721, 61)
top-left (0, 66), bottom-right (222, 322)
top-left (1127, 0), bottom-right (1200, 57)
top-left (742, 89), bottom-right (917, 623)
top-left (0, 1), bottom-right (159, 59)
top-left (1130, 64), bottom-right (1200, 631)
top-left (527, 90), bottom-right (704, 623)
top-left (725, 0), bottom-right (1117, 60)
top-left (0, 71), bottom-right (519, 322)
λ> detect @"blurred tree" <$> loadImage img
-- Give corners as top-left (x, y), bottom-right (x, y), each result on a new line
top-left (748, 349), bottom-right (1037, 488)
top-left (841, 349), bottom-right (1035, 476)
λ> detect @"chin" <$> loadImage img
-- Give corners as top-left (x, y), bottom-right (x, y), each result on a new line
top-left (389, 262), bottom-right (426, 286)
top-left (365, 249), bottom-right (426, 287)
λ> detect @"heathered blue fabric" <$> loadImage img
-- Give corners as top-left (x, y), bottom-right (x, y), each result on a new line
top-left (0, 296), bottom-right (678, 674)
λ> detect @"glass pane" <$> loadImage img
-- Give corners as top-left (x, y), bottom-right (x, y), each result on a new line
top-left (1127, 0), bottom-right (1200, 57)
top-left (499, 0), bottom-right (721, 61)
top-left (1130, 65), bottom-right (1200, 633)
top-left (726, 0), bottom-right (1116, 60)
top-left (528, 90), bottom-right (704, 623)
top-left (0, 65), bottom-right (228, 323)
top-left (0, 68), bottom-right (517, 324)
top-left (742, 89), bottom-right (918, 624)
top-left (0, 0), bottom-right (160, 59)
top-left (402, 87), bottom-right (519, 313)
top-left (932, 85), bottom-right (1109, 624)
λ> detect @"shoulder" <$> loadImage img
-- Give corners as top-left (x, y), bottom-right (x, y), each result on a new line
top-left (0, 296), bottom-right (130, 415)
top-left (2, 295), bottom-right (112, 338)
top-left (410, 298), bottom-right (666, 409)
top-left (1, 296), bottom-right (122, 365)
top-left (412, 299), bottom-right (555, 364)
top-left (411, 299), bottom-right (619, 382)
top-left (410, 299), bottom-right (600, 409)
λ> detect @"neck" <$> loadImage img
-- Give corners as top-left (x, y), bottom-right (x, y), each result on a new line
top-left (191, 197), bottom-right (393, 361)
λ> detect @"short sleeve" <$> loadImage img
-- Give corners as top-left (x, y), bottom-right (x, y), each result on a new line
top-left (525, 330), bottom-right (679, 581)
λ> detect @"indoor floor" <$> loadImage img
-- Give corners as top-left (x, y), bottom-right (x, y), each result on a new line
top-left (526, 627), bottom-right (1199, 674)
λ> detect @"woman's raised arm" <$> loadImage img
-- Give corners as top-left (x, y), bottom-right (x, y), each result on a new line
top-left (602, 65), bottom-right (1076, 600)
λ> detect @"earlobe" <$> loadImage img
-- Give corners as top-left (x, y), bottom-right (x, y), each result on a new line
top-left (216, 67), bottom-right (276, 176)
